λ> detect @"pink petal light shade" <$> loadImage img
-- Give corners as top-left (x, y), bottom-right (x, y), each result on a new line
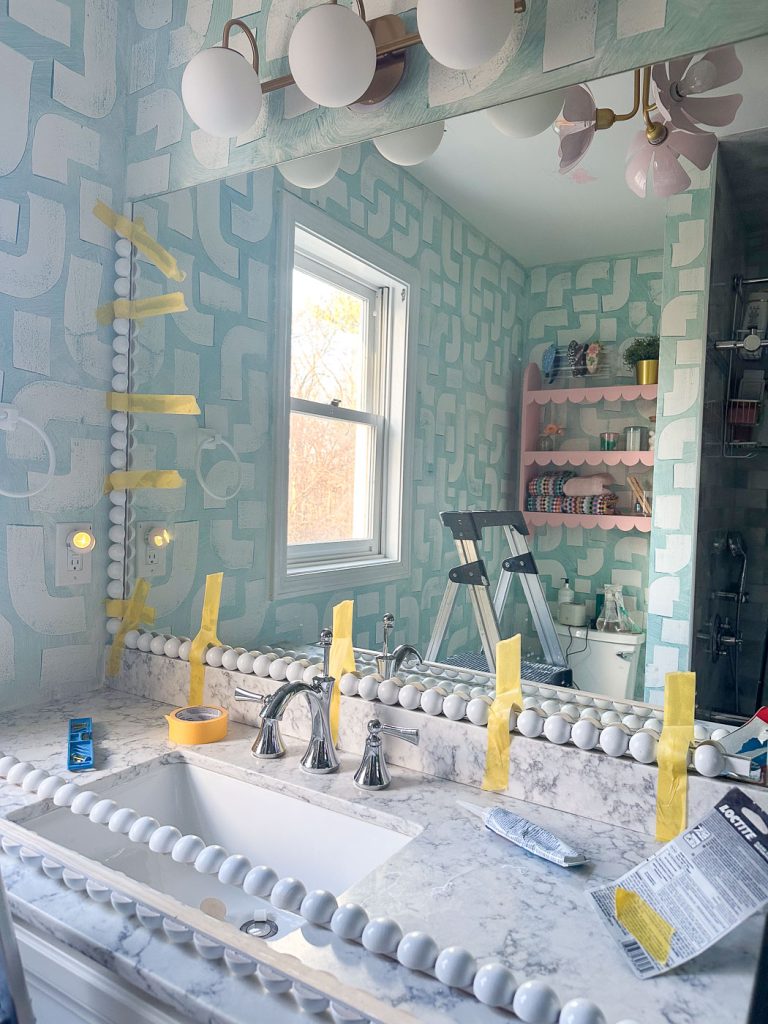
top-left (652, 45), bottom-right (743, 132)
top-left (557, 84), bottom-right (597, 173)
top-left (625, 122), bottom-right (717, 198)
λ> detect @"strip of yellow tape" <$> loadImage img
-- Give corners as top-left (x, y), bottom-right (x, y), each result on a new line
top-left (655, 671), bottom-right (695, 842)
top-left (104, 470), bottom-right (183, 493)
top-left (93, 201), bottom-right (186, 282)
top-left (188, 572), bottom-right (224, 707)
top-left (105, 598), bottom-right (155, 624)
top-left (329, 600), bottom-right (355, 746)
top-left (615, 887), bottom-right (675, 966)
top-left (482, 634), bottom-right (522, 792)
top-left (106, 578), bottom-right (153, 678)
top-left (107, 393), bottom-right (200, 415)
top-left (96, 294), bottom-right (187, 326)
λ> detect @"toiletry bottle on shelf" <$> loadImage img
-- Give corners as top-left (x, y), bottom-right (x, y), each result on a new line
top-left (557, 578), bottom-right (574, 621)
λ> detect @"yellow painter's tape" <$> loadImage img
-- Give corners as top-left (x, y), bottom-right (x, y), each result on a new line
top-left (482, 634), bottom-right (522, 792)
top-left (188, 573), bottom-right (224, 706)
top-left (93, 201), bottom-right (186, 282)
top-left (328, 600), bottom-right (355, 746)
top-left (655, 671), bottom-right (695, 842)
top-left (105, 598), bottom-right (155, 624)
top-left (96, 294), bottom-right (187, 325)
top-left (104, 470), bottom-right (183, 493)
top-left (615, 887), bottom-right (675, 966)
top-left (166, 706), bottom-right (229, 746)
top-left (106, 578), bottom-right (152, 678)
top-left (107, 393), bottom-right (201, 415)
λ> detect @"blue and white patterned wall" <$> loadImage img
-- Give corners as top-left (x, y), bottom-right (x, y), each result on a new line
top-left (129, 145), bottom-right (527, 653)
top-left (523, 252), bottom-right (663, 629)
top-left (123, 1), bottom-right (768, 200)
top-left (0, 3), bottom-right (124, 710)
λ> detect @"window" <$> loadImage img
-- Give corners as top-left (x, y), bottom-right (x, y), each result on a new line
top-left (273, 197), bottom-right (416, 597)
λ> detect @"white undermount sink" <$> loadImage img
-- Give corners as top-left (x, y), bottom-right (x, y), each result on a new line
top-left (20, 759), bottom-right (415, 938)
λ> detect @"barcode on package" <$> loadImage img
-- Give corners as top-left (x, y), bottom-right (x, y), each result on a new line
top-left (621, 939), bottom-right (656, 977)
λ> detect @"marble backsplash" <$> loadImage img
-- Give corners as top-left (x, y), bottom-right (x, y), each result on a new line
top-left (112, 651), bottom-right (768, 838)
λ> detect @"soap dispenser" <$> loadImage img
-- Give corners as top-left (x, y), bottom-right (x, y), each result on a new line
top-left (558, 578), bottom-right (574, 608)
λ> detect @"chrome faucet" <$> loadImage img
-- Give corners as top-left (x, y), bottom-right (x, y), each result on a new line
top-left (236, 629), bottom-right (339, 774)
top-left (375, 613), bottom-right (423, 679)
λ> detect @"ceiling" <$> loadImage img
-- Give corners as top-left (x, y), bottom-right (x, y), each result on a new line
top-left (408, 36), bottom-right (768, 268)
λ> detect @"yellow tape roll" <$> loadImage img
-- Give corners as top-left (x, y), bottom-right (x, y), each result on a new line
top-left (655, 671), bottom-right (695, 842)
top-left (166, 706), bottom-right (228, 745)
top-left (482, 635), bottom-right (522, 792)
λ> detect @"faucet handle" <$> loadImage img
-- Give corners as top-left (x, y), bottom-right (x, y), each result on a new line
top-left (354, 718), bottom-right (420, 791)
top-left (317, 628), bottom-right (333, 678)
top-left (378, 720), bottom-right (420, 746)
top-left (381, 613), bottom-right (395, 654)
top-left (234, 686), bottom-right (266, 704)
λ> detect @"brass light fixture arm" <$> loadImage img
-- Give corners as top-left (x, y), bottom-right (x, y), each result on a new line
top-left (595, 67), bottom-right (641, 131)
top-left (222, 18), bottom-right (259, 73)
top-left (641, 65), bottom-right (666, 143)
top-left (225, 2), bottom-right (526, 97)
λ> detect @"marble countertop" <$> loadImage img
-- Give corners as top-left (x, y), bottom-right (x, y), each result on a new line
top-left (0, 689), bottom-right (763, 1024)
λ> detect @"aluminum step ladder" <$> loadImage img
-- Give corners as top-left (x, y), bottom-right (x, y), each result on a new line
top-left (425, 510), bottom-right (571, 683)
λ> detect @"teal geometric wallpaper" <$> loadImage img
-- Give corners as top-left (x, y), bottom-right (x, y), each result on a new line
top-left (129, 145), bottom-right (527, 654)
top-left (0, 3), bottom-right (123, 710)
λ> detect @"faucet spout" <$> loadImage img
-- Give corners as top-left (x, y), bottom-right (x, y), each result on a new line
top-left (254, 629), bottom-right (339, 774)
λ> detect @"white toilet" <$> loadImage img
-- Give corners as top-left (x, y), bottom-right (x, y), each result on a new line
top-left (553, 623), bottom-right (645, 701)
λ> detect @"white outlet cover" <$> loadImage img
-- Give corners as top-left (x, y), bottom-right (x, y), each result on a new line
top-left (55, 523), bottom-right (94, 588)
top-left (137, 521), bottom-right (167, 578)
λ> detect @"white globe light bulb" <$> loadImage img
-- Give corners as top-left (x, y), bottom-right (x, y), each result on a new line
top-left (278, 149), bottom-right (343, 189)
top-left (182, 46), bottom-right (262, 137)
top-left (486, 88), bottom-right (567, 139)
top-left (373, 120), bottom-right (445, 166)
top-left (680, 57), bottom-right (718, 96)
top-left (417, 0), bottom-right (517, 70)
top-left (288, 5), bottom-right (376, 108)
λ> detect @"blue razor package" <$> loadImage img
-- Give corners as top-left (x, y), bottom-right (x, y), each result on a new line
top-left (67, 717), bottom-right (94, 772)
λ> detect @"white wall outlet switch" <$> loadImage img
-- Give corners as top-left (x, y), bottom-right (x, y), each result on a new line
top-left (55, 524), bottom-right (95, 587)
top-left (138, 522), bottom-right (169, 578)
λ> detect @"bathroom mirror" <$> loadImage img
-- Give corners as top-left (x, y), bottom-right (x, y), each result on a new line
top-left (121, 38), bottom-right (768, 716)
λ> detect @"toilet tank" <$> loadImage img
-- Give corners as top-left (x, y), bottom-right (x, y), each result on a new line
top-left (553, 623), bottom-right (645, 701)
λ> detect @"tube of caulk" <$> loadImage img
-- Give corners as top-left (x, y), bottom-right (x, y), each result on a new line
top-left (457, 801), bottom-right (587, 867)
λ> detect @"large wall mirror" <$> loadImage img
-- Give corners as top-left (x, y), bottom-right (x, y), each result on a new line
top-left (119, 37), bottom-right (768, 723)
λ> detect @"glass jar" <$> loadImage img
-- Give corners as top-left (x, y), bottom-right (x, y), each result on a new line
top-left (596, 584), bottom-right (637, 633)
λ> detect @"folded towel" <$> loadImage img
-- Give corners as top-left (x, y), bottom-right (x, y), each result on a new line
top-left (527, 472), bottom-right (576, 498)
top-left (526, 494), bottom-right (619, 516)
top-left (563, 474), bottom-right (614, 497)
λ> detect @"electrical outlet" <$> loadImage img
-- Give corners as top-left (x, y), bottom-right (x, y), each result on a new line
top-left (138, 522), bottom-right (168, 578)
top-left (55, 524), bottom-right (94, 587)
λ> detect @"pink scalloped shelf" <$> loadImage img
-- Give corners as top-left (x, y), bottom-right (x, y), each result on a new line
top-left (524, 450), bottom-right (654, 468)
top-left (526, 383), bottom-right (658, 406)
top-left (523, 511), bottom-right (652, 533)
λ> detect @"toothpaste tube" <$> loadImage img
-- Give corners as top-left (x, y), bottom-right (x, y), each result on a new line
top-left (458, 800), bottom-right (587, 867)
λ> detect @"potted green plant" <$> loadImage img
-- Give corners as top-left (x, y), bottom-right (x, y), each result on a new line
top-left (623, 336), bottom-right (660, 384)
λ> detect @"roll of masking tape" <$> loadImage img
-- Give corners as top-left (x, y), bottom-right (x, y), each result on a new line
top-left (165, 706), bottom-right (228, 745)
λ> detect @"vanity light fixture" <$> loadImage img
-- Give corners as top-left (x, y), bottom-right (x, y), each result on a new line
top-left (372, 119), bottom-right (445, 166)
top-left (181, 19), bottom-right (262, 137)
top-left (288, 1), bottom-right (377, 109)
top-left (486, 88), bottom-right (567, 139)
top-left (180, 4), bottom-right (528, 137)
top-left (417, 0), bottom-right (523, 71)
top-left (278, 149), bottom-right (344, 188)
top-left (557, 53), bottom-right (742, 197)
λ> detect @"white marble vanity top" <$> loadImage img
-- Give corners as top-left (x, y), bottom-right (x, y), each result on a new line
top-left (0, 689), bottom-right (763, 1024)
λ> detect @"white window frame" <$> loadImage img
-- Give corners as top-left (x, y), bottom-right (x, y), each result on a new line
top-left (272, 193), bottom-right (418, 599)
